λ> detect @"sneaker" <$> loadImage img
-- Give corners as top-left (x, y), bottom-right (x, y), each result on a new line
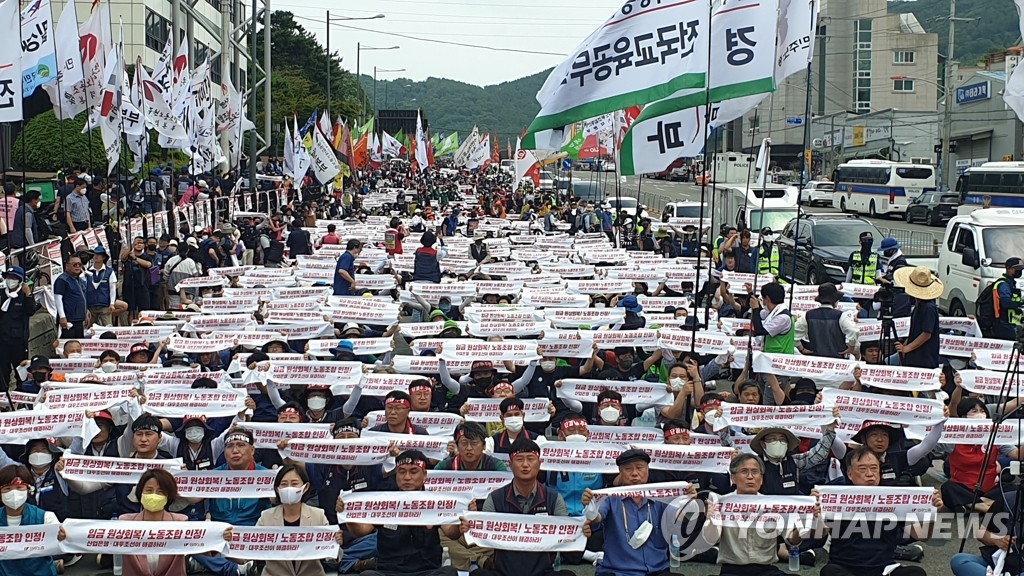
top-left (64, 555), bottom-right (82, 568)
top-left (894, 543), bottom-right (924, 562)
top-left (800, 549), bottom-right (817, 567)
top-left (55, 559), bottom-right (64, 574)
top-left (691, 546), bottom-right (719, 564)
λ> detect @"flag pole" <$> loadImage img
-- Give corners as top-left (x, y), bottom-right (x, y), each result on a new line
top-left (788, 3), bottom-right (816, 309)
top-left (691, 0), bottom-right (715, 342)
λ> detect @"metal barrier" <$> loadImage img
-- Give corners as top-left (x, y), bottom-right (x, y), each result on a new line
top-left (876, 227), bottom-right (939, 258)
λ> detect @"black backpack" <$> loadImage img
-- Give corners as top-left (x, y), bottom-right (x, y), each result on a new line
top-left (975, 279), bottom-right (1002, 336)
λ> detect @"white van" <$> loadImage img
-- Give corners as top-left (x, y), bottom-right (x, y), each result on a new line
top-left (935, 208), bottom-right (1024, 316)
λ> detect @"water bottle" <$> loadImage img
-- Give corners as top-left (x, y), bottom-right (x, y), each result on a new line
top-left (113, 554), bottom-right (122, 576)
top-left (670, 535), bottom-right (681, 568)
top-left (788, 544), bottom-right (800, 572)
top-left (553, 552), bottom-right (561, 571)
top-left (441, 546), bottom-right (451, 567)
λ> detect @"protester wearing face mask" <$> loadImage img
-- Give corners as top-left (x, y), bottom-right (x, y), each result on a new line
top-left (522, 349), bottom-right (598, 428)
top-left (546, 417), bottom-right (607, 517)
top-left (874, 237), bottom-right (913, 318)
top-left (846, 231), bottom-right (878, 284)
top-left (256, 465), bottom-right (341, 576)
top-left (0, 266), bottom-right (34, 393)
top-left (95, 350), bottom-right (120, 373)
top-left (116, 468), bottom-right (199, 576)
top-left (940, 398), bottom-right (1022, 513)
top-left (491, 397), bottom-right (541, 453)
top-left (20, 439), bottom-right (67, 518)
top-left (990, 256), bottom-right (1024, 340)
top-left (0, 465), bottom-right (61, 576)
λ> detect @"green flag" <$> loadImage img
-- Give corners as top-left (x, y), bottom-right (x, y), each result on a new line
top-left (561, 130), bottom-right (585, 160)
top-left (436, 132), bottom-right (459, 156)
top-left (394, 129), bottom-right (410, 149)
top-left (355, 118), bottom-right (374, 141)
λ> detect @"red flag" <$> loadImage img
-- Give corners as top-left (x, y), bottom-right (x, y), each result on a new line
top-left (492, 132), bottom-right (500, 164)
top-left (427, 130), bottom-right (435, 167)
top-left (340, 122), bottom-right (355, 172)
top-left (353, 132), bottom-right (368, 168)
top-left (506, 138), bottom-right (512, 161)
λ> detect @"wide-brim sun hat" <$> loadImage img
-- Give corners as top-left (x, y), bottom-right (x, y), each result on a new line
top-left (893, 266), bottom-right (943, 300)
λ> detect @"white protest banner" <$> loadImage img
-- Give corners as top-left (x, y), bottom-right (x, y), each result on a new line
top-left (63, 338), bottom-right (136, 357)
top-left (463, 308), bottom-right (542, 323)
top-left (83, 325), bottom-right (177, 341)
top-left (168, 334), bottom-right (237, 353)
top-left (856, 365), bottom-right (940, 392)
top-left (236, 422), bottom-right (333, 449)
top-left (587, 426), bottom-right (664, 445)
top-left (143, 369), bottom-right (221, 388)
top-left (409, 281), bottom-right (479, 301)
top-left (48, 358), bottom-right (105, 373)
top-left (439, 341), bottom-right (540, 363)
top-left (391, 356), bottom-right (475, 375)
top-left (0, 410), bottom-right (86, 443)
top-left (938, 419), bottom-right (1022, 445)
top-left (41, 385), bottom-right (137, 412)
top-left (789, 420), bottom-right (862, 443)
top-left (398, 322), bottom-right (464, 339)
top-left (940, 334), bottom-right (1015, 358)
top-left (474, 281), bottom-right (524, 295)
top-left (268, 361), bottom-right (363, 386)
top-left (59, 519), bottom-right (230, 555)
top-left (714, 403), bottom-right (836, 432)
top-left (467, 322), bottom-right (549, 338)
top-left (58, 456), bottom-right (184, 485)
top-left (338, 492), bottom-right (471, 525)
top-left (267, 310), bottom-right (329, 324)
top-left (973, 349), bottom-right (1015, 371)
top-left (279, 438), bottom-right (392, 466)
top-left (592, 330), bottom-right (660, 349)
top-left (186, 314), bottom-right (256, 333)
top-left (820, 388), bottom-right (946, 426)
top-left (174, 470), bottom-right (278, 498)
top-left (198, 297), bottom-right (261, 314)
top-left (275, 286), bottom-right (331, 300)
top-left (176, 275), bottom-right (230, 292)
top-left (537, 338), bottom-right (594, 359)
top-left (540, 442), bottom-right (623, 474)
top-left (343, 373), bottom-right (423, 397)
top-left (751, 352), bottom-right (857, 383)
top-left (359, 430), bottom-right (452, 462)
top-left (691, 432), bottom-right (753, 452)
top-left (958, 369), bottom-right (1024, 396)
top-left (344, 338), bottom-right (393, 357)
top-left (424, 471), bottom-right (514, 499)
top-left (462, 398), bottom-right (550, 423)
top-left (591, 481), bottom-right (694, 504)
top-left (142, 387), bottom-right (247, 418)
top-left (262, 324), bottom-right (334, 341)
top-left (0, 524), bottom-right (61, 559)
top-left (817, 486), bottom-right (936, 521)
top-left (940, 316), bottom-right (983, 338)
top-left (564, 280), bottom-right (634, 295)
top-left (208, 266), bottom-right (251, 278)
top-left (658, 330), bottom-right (731, 354)
top-left (228, 527), bottom-right (339, 561)
top-left (545, 308), bottom-right (626, 327)
top-left (365, 411), bottom-right (462, 436)
top-left (557, 379), bottom-right (673, 406)
top-left (713, 493), bottom-right (816, 529)
top-left (462, 512), bottom-right (586, 552)
top-left (518, 292), bottom-right (592, 308)
top-left (630, 444), bottom-right (735, 474)
top-left (60, 371), bottom-right (140, 385)
top-left (329, 306), bottom-right (400, 325)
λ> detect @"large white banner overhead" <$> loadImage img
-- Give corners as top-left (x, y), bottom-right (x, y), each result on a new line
top-left (0, 0), bottom-right (24, 122)
top-left (619, 0), bottom-right (779, 175)
top-left (522, 0), bottom-right (712, 146)
top-left (20, 0), bottom-right (57, 97)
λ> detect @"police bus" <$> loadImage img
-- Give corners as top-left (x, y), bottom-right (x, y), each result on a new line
top-left (831, 160), bottom-right (935, 217)
top-left (955, 161), bottom-right (1024, 214)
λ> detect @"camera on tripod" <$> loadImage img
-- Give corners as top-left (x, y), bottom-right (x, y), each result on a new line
top-left (875, 283), bottom-right (904, 320)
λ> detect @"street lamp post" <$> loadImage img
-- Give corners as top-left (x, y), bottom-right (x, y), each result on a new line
top-left (325, 12), bottom-right (384, 122)
top-left (373, 67), bottom-right (405, 122)
top-left (356, 44), bottom-right (399, 123)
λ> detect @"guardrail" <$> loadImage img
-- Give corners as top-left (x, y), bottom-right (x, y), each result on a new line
top-left (876, 227), bottom-right (939, 258)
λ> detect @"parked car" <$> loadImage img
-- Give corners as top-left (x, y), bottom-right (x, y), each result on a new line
top-left (608, 196), bottom-right (649, 220)
top-left (803, 181), bottom-right (835, 206)
top-left (904, 192), bottom-right (958, 226)
top-left (775, 214), bottom-right (884, 283)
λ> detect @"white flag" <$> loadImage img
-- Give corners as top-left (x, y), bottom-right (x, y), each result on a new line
top-left (468, 133), bottom-right (490, 169)
top-left (754, 137), bottom-right (771, 187)
top-left (414, 110), bottom-right (429, 172)
top-left (1005, 0), bottom-right (1024, 121)
top-left (370, 131), bottom-right (382, 165)
top-left (514, 137), bottom-right (540, 187)
top-left (20, 0), bottom-right (57, 97)
top-left (283, 121), bottom-right (295, 177)
top-left (160, 39), bottom-right (191, 150)
top-left (138, 63), bottom-right (188, 139)
top-left (309, 123), bottom-right (342, 184)
top-left (0, 0), bottom-right (23, 122)
top-left (97, 45), bottom-right (121, 175)
top-left (381, 131), bottom-right (404, 157)
top-left (42, 0), bottom-right (84, 119)
top-left (523, 0), bottom-right (711, 146)
top-left (79, 0), bottom-right (112, 118)
top-left (775, 0), bottom-right (818, 82)
top-left (454, 126), bottom-right (480, 167)
top-left (127, 60), bottom-right (148, 173)
top-left (293, 115), bottom-right (312, 179)
top-left (151, 33), bottom-right (173, 99)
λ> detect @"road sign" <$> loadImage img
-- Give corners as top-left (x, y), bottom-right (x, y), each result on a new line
top-left (786, 117), bottom-right (803, 126)
top-left (562, 159), bottom-right (572, 170)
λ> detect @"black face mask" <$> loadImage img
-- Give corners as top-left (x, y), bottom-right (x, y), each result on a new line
top-left (618, 358), bottom-right (634, 370)
top-left (31, 370), bottom-right (49, 382)
top-left (1014, 269), bottom-right (1023, 279)
top-left (792, 393), bottom-right (816, 404)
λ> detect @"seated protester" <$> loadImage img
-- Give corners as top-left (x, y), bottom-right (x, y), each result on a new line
top-left (951, 486), bottom-right (1024, 575)
top-left (521, 350), bottom-right (599, 430)
top-left (614, 294), bottom-right (647, 330)
top-left (581, 449), bottom-right (693, 576)
top-left (546, 417), bottom-right (608, 517)
top-left (21, 439), bottom-right (69, 521)
top-left (191, 348), bottom-right (229, 372)
top-left (817, 447), bottom-right (940, 576)
top-left (692, 394), bottom-right (734, 443)
top-left (491, 398), bottom-right (541, 454)
top-left (749, 282), bottom-right (794, 356)
top-left (339, 450), bottom-right (461, 576)
top-left (559, 389), bottom-right (634, 427)
top-left (0, 464), bottom-right (62, 575)
top-left (256, 465), bottom-right (342, 576)
top-left (369, 391), bottom-right (428, 435)
top-left (647, 422), bottom-right (730, 494)
top-left (191, 429), bottom-right (268, 576)
top-left (658, 360), bottom-right (707, 426)
top-left (438, 358), bottom-right (538, 399)
top-left (119, 468), bottom-right (199, 576)
top-left (751, 422), bottom-right (837, 497)
top-left (436, 423), bottom-right (507, 472)
top-left (237, 352), bottom-right (278, 423)
top-left (125, 341), bottom-right (163, 365)
top-left (94, 350), bottom-right (121, 373)
top-left (20, 355), bottom-right (53, 394)
top-left (258, 403), bottom-right (306, 469)
top-left (940, 398), bottom-right (1021, 513)
top-left (62, 414), bottom-right (174, 517)
top-left (266, 381), bottom-right (361, 423)
top-left (63, 410), bottom-right (120, 519)
top-left (597, 346), bottom-right (662, 384)
top-left (408, 379), bottom-right (441, 414)
top-left (701, 454), bottom-right (807, 576)
top-left (466, 438), bottom-right (575, 576)
top-left (833, 418), bottom-right (946, 487)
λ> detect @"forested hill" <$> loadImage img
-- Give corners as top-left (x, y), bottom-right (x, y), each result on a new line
top-left (888, 0), bottom-right (1019, 65)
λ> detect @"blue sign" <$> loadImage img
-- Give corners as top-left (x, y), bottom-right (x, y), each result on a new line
top-left (562, 159), bottom-right (572, 170)
top-left (786, 117), bottom-right (803, 126)
top-left (956, 80), bottom-right (991, 105)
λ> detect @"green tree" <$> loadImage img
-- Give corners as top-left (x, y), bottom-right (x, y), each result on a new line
top-left (12, 111), bottom-right (133, 172)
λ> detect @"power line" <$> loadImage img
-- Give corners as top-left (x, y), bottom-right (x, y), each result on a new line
top-left (275, 2), bottom-right (608, 22)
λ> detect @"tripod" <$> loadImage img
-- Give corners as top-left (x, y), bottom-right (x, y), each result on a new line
top-left (877, 297), bottom-right (900, 364)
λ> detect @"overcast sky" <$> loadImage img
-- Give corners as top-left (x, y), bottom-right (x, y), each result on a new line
top-left (273, 0), bottom-right (618, 88)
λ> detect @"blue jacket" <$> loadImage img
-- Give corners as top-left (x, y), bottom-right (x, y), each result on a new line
top-left (206, 463), bottom-right (271, 526)
top-left (0, 504), bottom-right (57, 576)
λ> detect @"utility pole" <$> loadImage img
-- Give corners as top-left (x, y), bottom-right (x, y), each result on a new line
top-left (326, 10), bottom-right (331, 121)
top-left (940, 0), bottom-right (968, 191)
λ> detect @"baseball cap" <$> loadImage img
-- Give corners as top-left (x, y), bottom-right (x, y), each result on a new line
top-left (1006, 257), bottom-right (1023, 268)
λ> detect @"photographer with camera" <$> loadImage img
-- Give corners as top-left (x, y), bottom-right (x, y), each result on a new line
top-left (890, 266), bottom-right (942, 369)
top-left (875, 237), bottom-right (913, 319)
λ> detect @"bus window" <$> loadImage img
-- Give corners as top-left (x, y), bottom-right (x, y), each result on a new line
top-left (895, 167), bottom-right (933, 179)
top-left (1001, 173), bottom-right (1023, 191)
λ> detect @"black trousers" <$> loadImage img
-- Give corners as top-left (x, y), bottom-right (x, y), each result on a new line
top-left (61, 320), bottom-right (85, 338)
top-left (721, 564), bottom-right (786, 576)
top-left (941, 479), bottom-right (1009, 511)
top-left (360, 569), bottom-right (458, 576)
top-left (821, 564), bottom-right (926, 576)
top-left (0, 338), bottom-right (27, 393)
top-left (470, 570), bottom-right (576, 576)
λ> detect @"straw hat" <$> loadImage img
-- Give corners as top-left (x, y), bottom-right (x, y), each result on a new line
top-left (893, 266), bottom-right (943, 300)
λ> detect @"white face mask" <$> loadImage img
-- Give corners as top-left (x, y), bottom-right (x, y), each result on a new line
top-left (5, 279), bottom-right (20, 291)
top-left (599, 407), bottom-right (620, 423)
top-left (764, 440), bottom-right (789, 460)
top-left (503, 416), bottom-right (524, 433)
top-left (670, 377), bottom-right (685, 392)
top-left (28, 452), bottom-right (51, 467)
top-left (564, 434), bottom-right (587, 443)
top-left (703, 412), bottom-right (716, 427)
top-left (277, 485), bottom-right (306, 505)
top-left (100, 362), bottom-right (117, 373)
top-left (593, 302), bottom-right (606, 308)
top-left (540, 361), bottom-right (557, 372)
top-left (185, 426), bottom-right (206, 443)
top-left (628, 520), bottom-right (653, 549)
top-left (968, 412), bottom-right (988, 419)
top-left (67, 352), bottom-right (82, 358)
top-left (2, 490), bottom-right (27, 510)
top-left (307, 396), bottom-right (328, 411)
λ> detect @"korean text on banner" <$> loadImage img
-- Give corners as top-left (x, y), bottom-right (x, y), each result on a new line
top-left (59, 519), bottom-right (230, 555)
top-left (337, 492), bottom-right (472, 525)
top-left (0, 524), bottom-right (61, 559)
top-left (540, 443), bottom-right (623, 474)
top-left (228, 527), bottom-right (339, 561)
top-left (820, 388), bottom-right (946, 426)
top-left (816, 486), bottom-right (937, 522)
top-left (713, 493), bottom-right (816, 529)
top-left (424, 471), bottom-right (514, 499)
top-left (714, 403), bottom-right (835, 432)
top-left (462, 512), bottom-right (587, 552)
top-left (59, 456), bottom-right (184, 485)
top-left (173, 470), bottom-right (278, 499)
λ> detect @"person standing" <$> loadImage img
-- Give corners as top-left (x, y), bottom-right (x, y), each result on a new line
top-left (334, 239), bottom-right (361, 296)
top-left (65, 178), bottom-right (91, 234)
top-left (845, 231), bottom-right (878, 284)
top-left (85, 247), bottom-right (118, 327)
top-left (991, 257), bottom-right (1023, 340)
top-left (794, 283), bottom-right (858, 358)
top-left (749, 282), bottom-right (794, 354)
top-left (120, 237), bottom-right (153, 321)
top-left (0, 266), bottom-right (35, 392)
top-left (892, 266), bottom-right (942, 368)
top-left (413, 231), bottom-right (444, 284)
top-left (9, 190), bottom-right (40, 252)
top-left (54, 255), bottom-right (88, 338)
